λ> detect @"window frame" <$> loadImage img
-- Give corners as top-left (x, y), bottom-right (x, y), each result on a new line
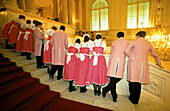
top-left (127, 0), bottom-right (151, 29)
top-left (91, 0), bottom-right (109, 31)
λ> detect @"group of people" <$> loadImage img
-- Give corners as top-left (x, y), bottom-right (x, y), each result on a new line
top-left (62, 31), bottom-right (163, 105)
top-left (1, 14), bottom-right (164, 105)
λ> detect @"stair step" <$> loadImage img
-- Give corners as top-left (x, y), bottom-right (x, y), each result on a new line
top-left (0, 78), bottom-right (39, 101)
top-left (20, 63), bottom-right (36, 71)
top-left (51, 79), bottom-right (69, 95)
top-left (0, 53), bottom-right (3, 57)
top-left (46, 98), bottom-right (111, 111)
top-left (0, 62), bottom-right (16, 69)
top-left (27, 68), bottom-right (47, 76)
top-left (0, 72), bottom-right (31, 87)
top-left (0, 57), bottom-right (9, 63)
top-left (2, 52), bottom-right (20, 57)
top-left (31, 72), bottom-right (49, 82)
top-left (17, 90), bottom-right (60, 111)
top-left (41, 78), bottom-right (60, 88)
top-left (0, 66), bottom-right (23, 76)
top-left (0, 48), bottom-right (14, 52)
top-left (9, 56), bottom-right (26, 61)
top-left (15, 59), bottom-right (35, 66)
top-left (0, 84), bottom-right (49, 111)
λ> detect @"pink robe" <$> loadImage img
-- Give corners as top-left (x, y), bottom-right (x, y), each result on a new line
top-left (125, 38), bottom-right (161, 84)
top-left (50, 30), bottom-right (69, 65)
top-left (8, 20), bottom-right (20, 44)
top-left (63, 44), bottom-right (79, 81)
top-left (87, 41), bottom-right (108, 85)
top-left (43, 30), bottom-right (55, 63)
top-left (20, 24), bottom-right (36, 53)
top-left (34, 28), bottom-right (46, 56)
top-left (15, 27), bottom-right (25, 52)
top-left (1, 20), bottom-right (14, 39)
top-left (74, 43), bottom-right (90, 86)
top-left (107, 38), bottom-right (129, 78)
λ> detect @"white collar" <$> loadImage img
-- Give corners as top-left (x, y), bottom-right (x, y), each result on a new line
top-left (60, 30), bottom-right (63, 32)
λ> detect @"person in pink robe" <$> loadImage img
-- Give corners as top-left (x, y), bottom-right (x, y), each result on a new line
top-left (1, 20), bottom-right (14, 49)
top-left (34, 22), bottom-right (46, 68)
top-left (74, 35), bottom-right (92, 93)
top-left (125, 31), bottom-right (164, 104)
top-left (43, 26), bottom-right (57, 74)
top-left (87, 34), bottom-right (108, 96)
top-left (63, 38), bottom-right (81, 92)
top-left (8, 15), bottom-right (25, 51)
top-left (49, 25), bottom-right (69, 80)
top-left (102, 32), bottom-right (129, 102)
top-left (20, 20), bottom-right (37, 60)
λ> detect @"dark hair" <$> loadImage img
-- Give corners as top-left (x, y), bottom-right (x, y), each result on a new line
top-left (26, 20), bottom-right (31, 24)
top-left (136, 31), bottom-right (146, 38)
top-left (84, 36), bottom-right (89, 42)
top-left (86, 31), bottom-right (88, 34)
top-left (117, 32), bottom-right (124, 38)
top-left (52, 26), bottom-right (57, 30)
top-left (54, 18), bottom-right (59, 22)
top-left (60, 25), bottom-right (65, 31)
top-left (33, 20), bottom-right (38, 24)
top-left (82, 32), bottom-right (85, 34)
top-left (103, 37), bottom-right (105, 39)
top-left (79, 30), bottom-right (81, 33)
top-left (75, 38), bottom-right (81, 44)
top-left (96, 34), bottom-right (102, 39)
top-left (38, 9), bottom-right (42, 12)
top-left (91, 32), bottom-right (93, 34)
top-left (35, 22), bottom-right (42, 27)
top-left (19, 15), bottom-right (25, 19)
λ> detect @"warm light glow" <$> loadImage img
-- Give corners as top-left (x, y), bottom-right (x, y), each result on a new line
top-left (45, 34), bottom-right (48, 38)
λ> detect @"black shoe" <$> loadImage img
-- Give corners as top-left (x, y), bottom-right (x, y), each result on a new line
top-left (113, 98), bottom-right (117, 102)
top-left (37, 66), bottom-right (41, 68)
top-left (26, 57), bottom-right (32, 60)
top-left (69, 86), bottom-right (77, 92)
top-left (82, 87), bottom-right (87, 93)
top-left (102, 88), bottom-right (108, 98)
top-left (57, 76), bottom-right (63, 80)
top-left (98, 90), bottom-right (101, 96)
top-left (94, 90), bottom-right (98, 96)
top-left (80, 87), bottom-right (83, 93)
top-left (47, 70), bottom-right (51, 74)
top-left (41, 65), bottom-right (47, 68)
top-left (49, 74), bottom-right (54, 79)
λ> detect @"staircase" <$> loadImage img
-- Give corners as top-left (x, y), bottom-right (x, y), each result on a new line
top-left (0, 45), bottom-right (111, 111)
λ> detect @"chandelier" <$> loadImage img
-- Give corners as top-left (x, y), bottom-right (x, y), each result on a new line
top-left (145, 0), bottom-right (170, 61)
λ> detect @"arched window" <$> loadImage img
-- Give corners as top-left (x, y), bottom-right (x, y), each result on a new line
top-left (92, 0), bottom-right (108, 31)
top-left (127, 0), bottom-right (150, 28)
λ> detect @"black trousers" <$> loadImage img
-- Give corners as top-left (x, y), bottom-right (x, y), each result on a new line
top-left (105, 77), bottom-right (121, 99)
top-left (51, 65), bottom-right (64, 79)
top-left (36, 44), bottom-right (44, 67)
top-left (129, 81), bottom-right (141, 104)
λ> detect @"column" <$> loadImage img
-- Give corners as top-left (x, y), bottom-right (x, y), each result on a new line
top-left (75, 0), bottom-right (79, 30)
top-left (0, 0), bottom-right (18, 8)
top-left (60, 0), bottom-right (68, 24)
top-left (67, 0), bottom-right (72, 25)
top-left (53, 0), bottom-right (58, 19)
top-left (25, 0), bottom-right (36, 14)
top-left (17, 0), bottom-right (24, 10)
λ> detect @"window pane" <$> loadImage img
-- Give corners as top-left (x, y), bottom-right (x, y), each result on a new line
top-left (100, 8), bottom-right (108, 30)
top-left (92, 0), bottom-right (108, 9)
top-left (128, 0), bottom-right (148, 4)
top-left (127, 4), bottom-right (137, 28)
top-left (92, 10), bottom-right (99, 31)
top-left (138, 2), bottom-right (149, 28)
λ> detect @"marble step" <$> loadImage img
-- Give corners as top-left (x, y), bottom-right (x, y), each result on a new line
top-left (50, 79), bottom-right (69, 95)
top-left (14, 59), bottom-right (35, 66)
top-left (31, 72), bottom-right (49, 82)
top-left (2, 52), bottom-right (21, 57)
top-left (41, 77), bottom-right (60, 88)
top-left (0, 48), bottom-right (14, 53)
top-left (8, 56), bottom-right (26, 61)
top-left (25, 67), bottom-right (47, 76)
top-left (19, 63), bottom-right (37, 71)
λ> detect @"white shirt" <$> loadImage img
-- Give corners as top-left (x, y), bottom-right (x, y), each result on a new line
top-left (80, 42), bottom-right (93, 51)
top-left (71, 43), bottom-right (81, 52)
top-left (92, 39), bottom-right (107, 53)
